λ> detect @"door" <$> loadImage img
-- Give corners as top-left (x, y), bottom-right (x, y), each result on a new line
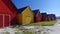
top-left (25, 17), bottom-right (32, 24)
top-left (0, 14), bottom-right (10, 27)
top-left (4, 15), bottom-right (10, 27)
top-left (0, 15), bottom-right (3, 27)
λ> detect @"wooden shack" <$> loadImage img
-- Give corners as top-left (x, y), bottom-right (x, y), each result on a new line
top-left (0, 0), bottom-right (17, 27)
top-left (41, 13), bottom-right (47, 21)
top-left (47, 15), bottom-right (51, 21)
top-left (47, 14), bottom-right (56, 20)
top-left (16, 6), bottom-right (34, 25)
top-left (33, 9), bottom-right (41, 22)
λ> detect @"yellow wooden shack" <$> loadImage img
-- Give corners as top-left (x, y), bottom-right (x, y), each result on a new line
top-left (16, 6), bottom-right (34, 25)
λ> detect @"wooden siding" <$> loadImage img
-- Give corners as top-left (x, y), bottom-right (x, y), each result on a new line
top-left (34, 11), bottom-right (41, 22)
top-left (0, 0), bottom-right (17, 27)
top-left (41, 13), bottom-right (47, 21)
top-left (0, 0), bottom-right (17, 20)
top-left (22, 7), bottom-right (34, 25)
top-left (47, 14), bottom-right (56, 20)
top-left (16, 6), bottom-right (34, 25)
top-left (16, 14), bottom-right (22, 25)
top-left (47, 15), bottom-right (50, 21)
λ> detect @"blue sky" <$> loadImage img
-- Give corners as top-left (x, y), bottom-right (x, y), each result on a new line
top-left (12, 0), bottom-right (60, 16)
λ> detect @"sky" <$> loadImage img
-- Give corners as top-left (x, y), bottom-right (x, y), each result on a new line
top-left (12, 0), bottom-right (60, 17)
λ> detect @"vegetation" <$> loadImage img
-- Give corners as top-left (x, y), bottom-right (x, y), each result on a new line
top-left (1, 32), bottom-right (10, 34)
top-left (29, 20), bottom-right (57, 26)
top-left (11, 26), bottom-right (49, 34)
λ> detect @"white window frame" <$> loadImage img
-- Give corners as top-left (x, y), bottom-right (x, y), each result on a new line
top-left (0, 14), bottom-right (11, 27)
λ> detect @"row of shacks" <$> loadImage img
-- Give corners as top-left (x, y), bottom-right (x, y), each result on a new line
top-left (16, 6), bottom-right (56, 25)
top-left (0, 0), bottom-right (56, 28)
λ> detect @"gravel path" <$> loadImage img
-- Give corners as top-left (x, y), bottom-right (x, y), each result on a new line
top-left (44, 19), bottom-right (60, 34)
top-left (54, 19), bottom-right (60, 26)
top-left (44, 26), bottom-right (60, 34)
top-left (0, 19), bottom-right (60, 34)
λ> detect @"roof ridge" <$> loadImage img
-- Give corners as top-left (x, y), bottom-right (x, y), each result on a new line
top-left (17, 6), bottom-right (29, 14)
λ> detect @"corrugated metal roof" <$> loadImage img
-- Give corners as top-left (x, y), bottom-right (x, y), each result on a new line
top-left (47, 14), bottom-right (56, 20)
top-left (47, 14), bottom-right (55, 17)
top-left (17, 6), bottom-right (28, 14)
top-left (33, 9), bottom-right (39, 16)
top-left (41, 13), bottom-right (47, 16)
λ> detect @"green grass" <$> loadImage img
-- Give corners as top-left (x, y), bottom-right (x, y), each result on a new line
top-left (23, 30), bottom-right (34, 34)
top-left (29, 20), bottom-right (57, 26)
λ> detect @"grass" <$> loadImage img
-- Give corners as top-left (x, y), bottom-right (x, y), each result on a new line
top-left (29, 20), bottom-right (57, 26)
top-left (23, 30), bottom-right (34, 34)
top-left (11, 20), bottom-right (57, 26)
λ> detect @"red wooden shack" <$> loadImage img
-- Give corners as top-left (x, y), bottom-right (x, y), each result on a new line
top-left (52, 14), bottom-right (56, 20)
top-left (41, 13), bottom-right (47, 21)
top-left (47, 14), bottom-right (56, 20)
top-left (47, 15), bottom-right (51, 21)
top-left (33, 10), bottom-right (41, 22)
top-left (0, 0), bottom-right (17, 27)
